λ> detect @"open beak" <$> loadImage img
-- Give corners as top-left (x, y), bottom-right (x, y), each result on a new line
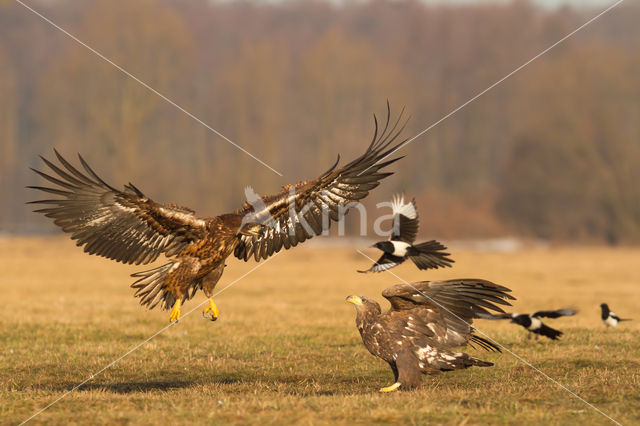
top-left (346, 295), bottom-right (363, 306)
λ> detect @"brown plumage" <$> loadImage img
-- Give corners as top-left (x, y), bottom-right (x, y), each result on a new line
top-left (29, 107), bottom-right (409, 321)
top-left (346, 279), bottom-right (515, 392)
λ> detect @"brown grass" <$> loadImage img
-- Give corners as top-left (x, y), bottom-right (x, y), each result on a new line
top-left (1, 237), bottom-right (639, 425)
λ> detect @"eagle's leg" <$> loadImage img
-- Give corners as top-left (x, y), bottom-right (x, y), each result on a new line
top-left (202, 298), bottom-right (219, 322)
top-left (378, 361), bottom-right (401, 392)
top-left (169, 299), bottom-right (182, 323)
top-left (388, 351), bottom-right (422, 392)
top-left (201, 263), bottom-right (225, 322)
top-left (379, 382), bottom-right (401, 393)
top-left (389, 362), bottom-right (399, 382)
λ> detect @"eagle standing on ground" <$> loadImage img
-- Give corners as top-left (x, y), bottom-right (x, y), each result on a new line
top-left (29, 108), bottom-right (408, 323)
top-left (600, 303), bottom-right (631, 327)
top-left (346, 279), bottom-right (515, 392)
top-left (476, 309), bottom-right (576, 340)
top-left (358, 194), bottom-right (453, 273)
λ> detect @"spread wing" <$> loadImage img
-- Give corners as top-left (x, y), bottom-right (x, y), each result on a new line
top-left (382, 279), bottom-right (515, 347)
top-left (234, 106), bottom-right (409, 261)
top-left (28, 150), bottom-right (207, 265)
top-left (357, 253), bottom-right (404, 273)
top-left (532, 308), bottom-right (577, 318)
top-left (389, 194), bottom-right (418, 243)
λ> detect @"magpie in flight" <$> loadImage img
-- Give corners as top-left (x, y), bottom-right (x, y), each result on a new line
top-left (477, 309), bottom-right (577, 340)
top-left (359, 194), bottom-right (453, 273)
top-left (600, 303), bottom-right (631, 327)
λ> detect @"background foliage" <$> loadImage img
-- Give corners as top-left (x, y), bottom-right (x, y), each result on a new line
top-left (1, 0), bottom-right (639, 242)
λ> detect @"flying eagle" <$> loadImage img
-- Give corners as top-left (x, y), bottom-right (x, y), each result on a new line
top-left (600, 303), bottom-right (631, 328)
top-left (29, 108), bottom-right (408, 323)
top-left (346, 279), bottom-right (515, 392)
top-left (358, 194), bottom-right (453, 273)
top-left (476, 309), bottom-right (576, 340)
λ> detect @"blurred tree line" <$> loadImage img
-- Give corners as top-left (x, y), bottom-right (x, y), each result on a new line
top-left (1, 0), bottom-right (639, 243)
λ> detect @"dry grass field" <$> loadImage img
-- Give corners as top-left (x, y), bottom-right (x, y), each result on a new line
top-left (1, 237), bottom-right (639, 425)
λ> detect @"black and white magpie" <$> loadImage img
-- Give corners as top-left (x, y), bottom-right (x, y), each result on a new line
top-left (358, 194), bottom-right (453, 273)
top-left (600, 303), bottom-right (631, 327)
top-left (477, 309), bottom-right (577, 340)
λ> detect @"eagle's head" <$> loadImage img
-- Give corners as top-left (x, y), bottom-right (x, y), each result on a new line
top-left (346, 295), bottom-right (364, 306)
top-left (346, 295), bottom-right (381, 314)
top-left (239, 222), bottom-right (265, 237)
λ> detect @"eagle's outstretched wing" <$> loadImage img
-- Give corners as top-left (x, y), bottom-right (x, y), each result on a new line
top-left (390, 194), bottom-right (418, 243)
top-left (382, 279), bottom-right (515, 347)
top-left (234, 106), bottom-right (409, 261)
top-left (532, 308), bottom-right (577, 318)
top-left (28, 150), bottom-right (207, 265)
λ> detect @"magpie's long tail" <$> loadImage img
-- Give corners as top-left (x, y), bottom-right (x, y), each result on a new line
top-left (536, 323), bottom-right (563, 340)
top-left (408, 240), bottom-right (454, 270)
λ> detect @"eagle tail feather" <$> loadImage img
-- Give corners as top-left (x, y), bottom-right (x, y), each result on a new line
top-left (131, 262), bottom-right (177, 310)
top-left (435, 352), bottom-right (493, 371)
top-left (468, 356), bottom-right (493, 367)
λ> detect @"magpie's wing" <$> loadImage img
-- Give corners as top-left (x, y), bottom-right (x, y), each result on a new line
top-left (389, 194), bottom-right (418, 243)
top-left (358, 252), bottom-right (403, 273)
top-left (611, 312), bottom-right (632, 321)
top-left (532, 308), bottom-right (577, 318)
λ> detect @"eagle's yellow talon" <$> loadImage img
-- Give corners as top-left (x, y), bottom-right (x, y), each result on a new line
top-left (170, 299), bottom-right (182, 323)
top-left (378, 382), bottom-right (401, 393)
top-left (202, 298), bottom-right (219, 321)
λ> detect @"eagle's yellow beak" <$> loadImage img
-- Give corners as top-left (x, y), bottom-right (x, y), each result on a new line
top-left (346, 295), bottom-right (363, 306)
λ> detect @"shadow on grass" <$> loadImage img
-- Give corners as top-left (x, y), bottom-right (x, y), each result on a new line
top-left (327, 343), bottom-right (360, 348)
top-left (79, 375), bottom-right (374, 396)
top-left (566, 358), bottom-right (640, 370)
top-left (19, 368), bottom-right (383, 396)
top-left (77, 380), bottom-right (196, 394)
top-left (36, 374), bottom-right (245, 394)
